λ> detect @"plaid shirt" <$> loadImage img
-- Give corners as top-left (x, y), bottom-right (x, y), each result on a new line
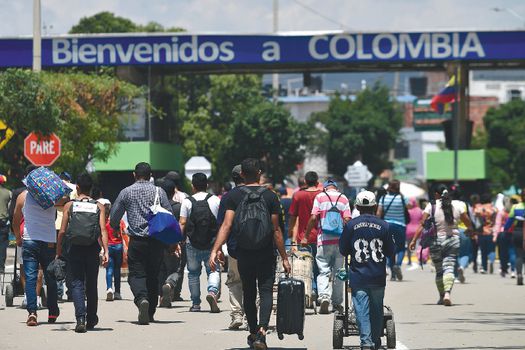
top-left (110, 180), bottom-right (172, 237)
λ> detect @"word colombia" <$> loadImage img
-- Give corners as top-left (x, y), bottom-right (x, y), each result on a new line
top-left (51, 32), bottom-right (486, 66)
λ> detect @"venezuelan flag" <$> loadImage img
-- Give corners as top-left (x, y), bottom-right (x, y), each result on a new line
top-left (431, 74), bottom-right (458, 114)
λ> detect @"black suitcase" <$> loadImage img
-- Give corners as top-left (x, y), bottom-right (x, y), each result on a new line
top-left (276, 277), bottom-right (305, 340)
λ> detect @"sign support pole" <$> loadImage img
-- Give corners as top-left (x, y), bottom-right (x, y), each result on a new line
top-left (32, 0), bottom-right (41, 72)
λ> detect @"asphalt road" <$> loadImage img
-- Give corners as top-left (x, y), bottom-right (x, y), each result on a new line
top-left (1, 247), bottom-right (524, 350)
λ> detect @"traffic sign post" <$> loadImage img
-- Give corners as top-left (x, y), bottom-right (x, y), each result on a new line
top-left (24, 132), bottom-right (61, 166)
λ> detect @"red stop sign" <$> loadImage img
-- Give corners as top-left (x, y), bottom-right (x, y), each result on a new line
top-left (24, 132), bottom-right (61, 166)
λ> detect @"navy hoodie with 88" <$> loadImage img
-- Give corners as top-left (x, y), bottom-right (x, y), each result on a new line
top-left (339, 214), bottom-right (395, 289)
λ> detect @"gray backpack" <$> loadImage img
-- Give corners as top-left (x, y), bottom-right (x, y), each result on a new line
top-left (66, 198), bottom-right (100, 246)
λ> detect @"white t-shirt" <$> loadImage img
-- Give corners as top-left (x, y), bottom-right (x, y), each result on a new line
top-left (424, 199), bottom-right (466, 237)
top-left (180, 192), bottom-right (220, 219)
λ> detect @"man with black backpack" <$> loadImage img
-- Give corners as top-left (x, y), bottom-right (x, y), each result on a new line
top-left (57, 173), bottom-right (109, 333)
top-left (209, 158), bottom-right (291, 350)
top-left (179, 173), bottom-right (221, 313)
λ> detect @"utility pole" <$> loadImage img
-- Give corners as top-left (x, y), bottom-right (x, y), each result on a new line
top-left (33, 0), bottom-right (42, 72)
top-left (272, 0), bottom-right (279, 100)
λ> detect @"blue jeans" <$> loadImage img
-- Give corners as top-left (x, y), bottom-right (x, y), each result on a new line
top-left (387, 223), bottom-right (406, 269)
top-left (497, 232), bottom-right (516, 273)
top-left (186, 243), bottom-right (220, 306)
top-left (352, 287), bottom-right (385, 349)
top-left (22, 240), bottom-right (58, 315)
top-left (478, 235), bottom-right (496, 271)
top-left (106, 244), bottom-right (123, 292)
top-left (457, 229), bottom-right (472, 271)
top-left (316, 244), bottom-right (344, 305)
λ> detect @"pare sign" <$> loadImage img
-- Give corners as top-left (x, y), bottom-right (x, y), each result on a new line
top-left (24, 132), bottom-right (61, 166)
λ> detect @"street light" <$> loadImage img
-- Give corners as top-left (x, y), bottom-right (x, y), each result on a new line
top-left (492, 7), bottom-right (525, 28)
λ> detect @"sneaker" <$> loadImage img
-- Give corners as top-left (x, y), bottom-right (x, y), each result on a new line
top-left (173, 295), bottom-right (184, 302)
top-left (437, 293), bottom-right (444, 305)
top-left (518, 275), bottom-right (524, 286)
top-left (75, 316), bottom-right (86, 333)
top-left (319, 298), bottom-right (330, 314)
top-left (458, 267), bottom-right (466, 284)
top-left (189, 304), bottom-right (201, 312)
top-left (26, 313), bottom-right (38, 327)
top-left (106, 288), bottom-right (114, 302)
top-left (511, 272), bottom-right (516, 279)
top-left (253, 332), bottom-right (268, 350)
top-left (390, 275), bottom-right (396, 281)
top-left (206, 292), bottom-right (221, 313)
top-left (489, 263), bottom-right (494, 274)
top-left (160, 284), bottom-right (172, 308)
top-left (333, 304), bottom-right (344, 314)
top-left (48, 310), bottom-right (60, 324)
top-left (247, 334), bottom-right (257, 348)
top-left (86, 315), bottom-right (98, 330)
top-left (114, 292), bottom-right (122, 300)
top-left (393, 265), bottom-right (403, 281)
top-left (229, 317), bottom-right (244, 330)
top-left (138, 299), bottom-right (150, 325)
top-left (480, 269), bottom-right (487, 274)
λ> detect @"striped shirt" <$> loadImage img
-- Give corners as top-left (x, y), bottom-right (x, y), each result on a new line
top-left (311, 190), bottom-right (351, 246)
top-left (380, 193), bottom-right (407, 227)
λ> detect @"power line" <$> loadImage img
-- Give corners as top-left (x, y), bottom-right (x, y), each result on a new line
top-left (290, 0), bottom-right (352, 31)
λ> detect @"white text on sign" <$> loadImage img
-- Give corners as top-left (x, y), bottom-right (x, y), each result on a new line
top-left (30, 140), bottom-right (56, 154)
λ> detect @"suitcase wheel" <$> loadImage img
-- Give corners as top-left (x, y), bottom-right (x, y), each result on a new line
top-left (298, 334), bottom-right (304, 340)
top-left (278, 333), bottom-right (284, 340)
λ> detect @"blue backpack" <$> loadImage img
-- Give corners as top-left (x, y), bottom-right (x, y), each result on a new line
top-left (320, 192), bottom-right (344, 236)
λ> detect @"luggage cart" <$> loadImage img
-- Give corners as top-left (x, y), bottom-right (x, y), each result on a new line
top-left (275, 245), bottom-right (317, 314)
top-left (2, 246), bottom-right (24, 307)
top-left (332, 256), bottom-right (396, 349)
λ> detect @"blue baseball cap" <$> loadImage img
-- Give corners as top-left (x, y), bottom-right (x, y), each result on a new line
top-left (323, 179), bottom-right (338, 189)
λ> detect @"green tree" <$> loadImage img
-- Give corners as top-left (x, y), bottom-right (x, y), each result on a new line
top-left (481, 99), bottom-right (525, 189)
top-left (0, 69), bottom-right (140, 181)
top-left (310, 84), bottom-right (403, 176)
top-left (226, 101), bottom-right (306, 182)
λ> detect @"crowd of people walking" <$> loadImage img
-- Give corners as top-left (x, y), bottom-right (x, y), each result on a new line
top-left (0, 160), bottom-right (524, 350)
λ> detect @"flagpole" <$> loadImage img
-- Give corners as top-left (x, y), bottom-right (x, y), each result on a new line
top-left (453, 65), bottom-right (459, 186)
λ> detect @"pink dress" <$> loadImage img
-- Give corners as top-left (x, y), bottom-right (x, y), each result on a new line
top-left (406, 206), bottom-right (423, 241)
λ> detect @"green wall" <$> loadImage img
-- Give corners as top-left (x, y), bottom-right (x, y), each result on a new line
top-left (93, 141), bottom-right (184, 172)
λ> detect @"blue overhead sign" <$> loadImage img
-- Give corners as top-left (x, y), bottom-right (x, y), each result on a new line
top-left (1, 31), bottom-right (525, 68)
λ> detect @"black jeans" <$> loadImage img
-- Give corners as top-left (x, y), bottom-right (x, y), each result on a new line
top-left (68, 243), bottom-right (100, 321)
top-left (158, 244), bottom-right (186, 297)
top-left (128, 236), bottom-right (165, 317)
top-left (237, 248), bottom-right (276, 334)
top-left (512, 229), bottom-right (524, 276)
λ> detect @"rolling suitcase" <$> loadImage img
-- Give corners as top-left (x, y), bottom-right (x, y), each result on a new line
top-left (276, 277), bottom-right (305, 340)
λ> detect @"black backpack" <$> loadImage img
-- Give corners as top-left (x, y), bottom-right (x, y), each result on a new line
top-left (66, 198), bottom-right (101, 246)
top-left (232, 186), bottom-right (273, 250)
top-left (185, 194), bottom-right (217, 250)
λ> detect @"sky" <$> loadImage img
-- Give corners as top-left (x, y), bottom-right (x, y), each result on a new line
top-left (0, 0), bottom-right (525, 37)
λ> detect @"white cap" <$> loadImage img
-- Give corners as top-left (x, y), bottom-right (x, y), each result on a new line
top-left (355, 191), bottom-right (377, 207)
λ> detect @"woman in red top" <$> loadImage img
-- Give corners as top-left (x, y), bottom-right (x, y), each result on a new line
top-left (101, 200), bottom-right (127, 301)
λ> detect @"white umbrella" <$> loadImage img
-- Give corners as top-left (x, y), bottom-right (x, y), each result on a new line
top-left (384, 182), bottom-right (426, 199)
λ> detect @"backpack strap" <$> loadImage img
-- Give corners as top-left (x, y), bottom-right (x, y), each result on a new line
top-left (324, 190), bottom-right (335, 207)
top-left (256, 187), bottom-right (268, 195)
top-left (383, 194), bottom-right (398, 216)
top-left (204, 193), bottom-right (213, 201)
